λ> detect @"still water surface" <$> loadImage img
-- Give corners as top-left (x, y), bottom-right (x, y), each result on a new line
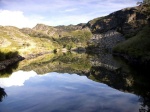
top-left (0, 71), bottom-right (140, 112)
top-left (0, 52), bottom-right (149, 112)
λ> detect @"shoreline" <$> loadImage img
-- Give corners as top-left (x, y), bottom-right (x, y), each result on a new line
top-left (0, 55), bottom-right (24, 71)
top-left (0, 51), bottom-right (53, 71)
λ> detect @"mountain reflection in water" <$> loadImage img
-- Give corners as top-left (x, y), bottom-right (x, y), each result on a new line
top-left (0, 52), bottom-right (150, 112)
top-left (0, 71), bottom-right (140, 112)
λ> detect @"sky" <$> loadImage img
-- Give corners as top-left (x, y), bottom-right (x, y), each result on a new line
top-left (0, 0), bottom-right (142, 28)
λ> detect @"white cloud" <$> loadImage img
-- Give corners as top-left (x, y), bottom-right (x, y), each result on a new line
top-left (0, 71), bottom-right (90, 87)
top-left (0, 10), bottom-right (31, 28)
top-left (0, 70), bottom-right (37, 87)
top-left (64, 8), bottom-right (78, 12)
top-left (0, 10), bottom-right (54, 28)
top-left (0, 9), bottom-right (91, 28)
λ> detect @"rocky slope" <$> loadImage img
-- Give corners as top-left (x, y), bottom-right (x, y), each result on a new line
top-left (85, 4), bottom-right (150, 66)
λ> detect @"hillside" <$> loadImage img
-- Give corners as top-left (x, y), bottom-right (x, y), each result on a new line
top-left (21, 24), bottom-right (92, 50)
top-left (84, 6), bottom-right (148, 53)
top-left (112, 4), bottom-right (150, 66)
top-left (85, 4), bottom-right (150, 65)
top-left (0, 26), bottom-right (56, 58)
top-left (113, 25), bottom-right (150, 66)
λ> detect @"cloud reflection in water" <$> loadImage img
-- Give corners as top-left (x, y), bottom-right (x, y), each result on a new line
top-left (0, 71), bottom-right (140, 112)
top-left (0, 70), bottom-right (37, 87)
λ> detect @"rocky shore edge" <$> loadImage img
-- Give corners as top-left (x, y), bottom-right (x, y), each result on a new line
top-left (0, 55), bottom-right (25, 71)
top-left (0, 51), bottom-right (54, 71)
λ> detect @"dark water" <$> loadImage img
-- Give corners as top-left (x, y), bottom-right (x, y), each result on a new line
top-left (0, 52), bottom-right (150, 112)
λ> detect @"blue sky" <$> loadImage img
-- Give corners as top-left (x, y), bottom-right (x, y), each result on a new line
top-left (0, 0), bottom-right (142, 28)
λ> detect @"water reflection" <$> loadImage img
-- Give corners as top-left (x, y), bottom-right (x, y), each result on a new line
top-left (0, 71), bottom-right (37, 87)
top-left (0, 72), bottom-right (140, 112)
top-left (0, 52), bottom-right (150, 111)
top-left (11, 52), bottom-right (92, 75)
top-left (87, 64), bottom-right (150, 112)
top-left (131, 67), bottom-right (150, 112)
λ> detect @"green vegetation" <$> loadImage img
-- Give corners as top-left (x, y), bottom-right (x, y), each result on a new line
top-left (20, 25), bottom-right (92, 52)
top-left (55, 52), bottom-right (92, 70)
top-left (113, 25), bottom-right (150, 64)
top-left (54, 30), bottom-right (92, 50)
top-left (0, 26), bottom-right (56, 58)
top-left (15, 52), bottom-right (92, 74)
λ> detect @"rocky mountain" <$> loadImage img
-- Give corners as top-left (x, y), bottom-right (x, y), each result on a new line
top-left (32, 24), bottom-right (59, 38)
top-left (30, 23), bottom-right (89, 38)
top-left (86, 5), bottom-right (149, 35)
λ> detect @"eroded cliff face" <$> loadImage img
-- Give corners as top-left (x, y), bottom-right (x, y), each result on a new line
top-left (86, 6), bottom-right (148, 35)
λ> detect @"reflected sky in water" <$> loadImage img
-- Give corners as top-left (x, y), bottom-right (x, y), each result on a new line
top-left (0, 71), bottom-right (140, 112)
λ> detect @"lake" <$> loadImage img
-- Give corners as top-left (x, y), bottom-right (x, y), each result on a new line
top-left (0, 52), bottom-right (150, 112)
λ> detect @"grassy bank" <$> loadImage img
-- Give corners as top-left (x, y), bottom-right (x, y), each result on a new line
top-left (113, 25), bottom-right (150, 65)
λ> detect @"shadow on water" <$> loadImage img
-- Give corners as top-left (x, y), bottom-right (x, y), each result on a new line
top-left (0, 87), bottom-right (7, 102)
top-left (87, 55), bottom-right (150, 112)
top-left (0, 52), bottom-right (150, 111)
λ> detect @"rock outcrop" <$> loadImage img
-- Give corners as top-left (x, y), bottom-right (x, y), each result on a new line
top-left (88, 30), bottom-right (125, 51)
